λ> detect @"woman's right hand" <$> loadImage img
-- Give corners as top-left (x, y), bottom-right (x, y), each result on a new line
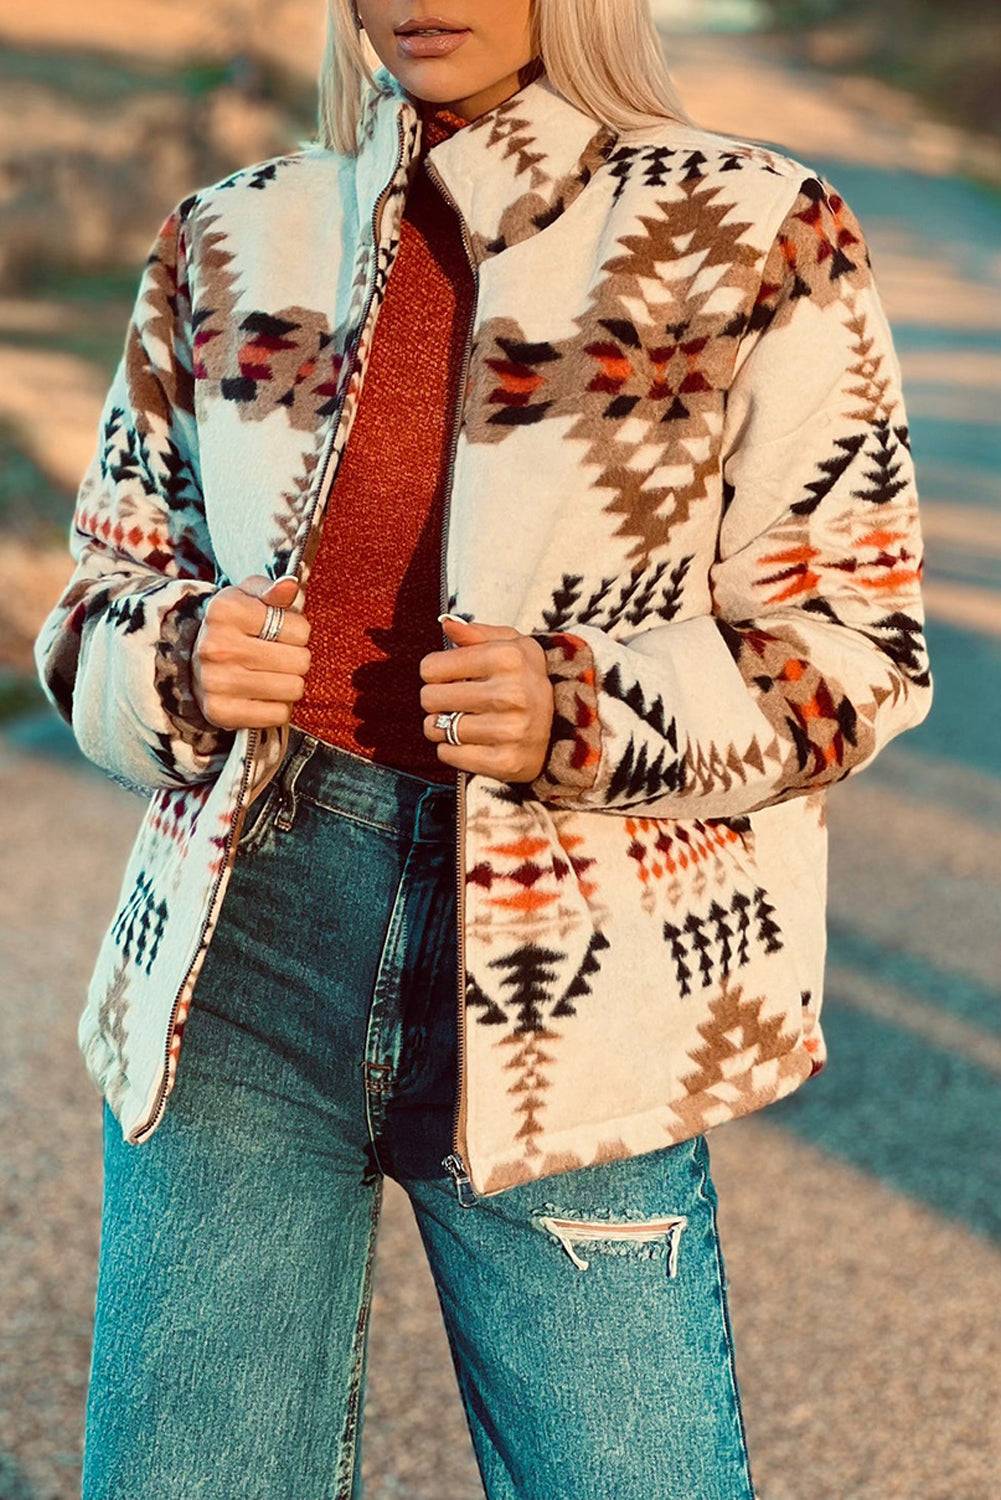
top-left (191, 574), bottom-right (312, 730)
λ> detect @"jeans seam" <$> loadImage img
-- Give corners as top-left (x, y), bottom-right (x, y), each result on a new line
top-left (362, 843), bottom-right (421, 1174)
top-left (333, 1181), bottom-right (383, 1500)
top-left (697, 1145), bottom-right (758, 1499)
top-left (297, 794), bottom-right (406, 841)
top-left (273, 734), bottom-right (320, 830)
top-left (235, 780), bottom-right (281, 853)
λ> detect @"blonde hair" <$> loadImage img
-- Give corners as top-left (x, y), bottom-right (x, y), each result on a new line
top-left (317, 0), bottom-right (694, 156)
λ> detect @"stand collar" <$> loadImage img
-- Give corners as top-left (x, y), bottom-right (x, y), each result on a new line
top-left (355, 61), bottom-right (620, 266)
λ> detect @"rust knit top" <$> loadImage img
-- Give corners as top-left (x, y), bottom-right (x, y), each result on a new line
top-left (289, 96), bottom-right (475, 785)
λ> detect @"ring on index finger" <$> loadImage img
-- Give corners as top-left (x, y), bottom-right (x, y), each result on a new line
top-left (257, 603), bottom-right (286, 642)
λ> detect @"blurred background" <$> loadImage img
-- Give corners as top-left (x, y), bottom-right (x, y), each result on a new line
top-left (1, 1), bottom-right (999, 1496)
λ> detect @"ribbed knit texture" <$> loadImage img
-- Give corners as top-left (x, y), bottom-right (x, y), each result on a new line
top-left (289, 97), bottom-right (474, 783)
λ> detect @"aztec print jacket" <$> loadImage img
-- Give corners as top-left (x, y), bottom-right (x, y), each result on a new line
top-left (34, 63), bottom-right (933, 1199)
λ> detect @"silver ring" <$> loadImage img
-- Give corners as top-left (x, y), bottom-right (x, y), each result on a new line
top-left (435, 710), bottom-right (465, 745)
top-left (258, 603), bottom-right (285, 642)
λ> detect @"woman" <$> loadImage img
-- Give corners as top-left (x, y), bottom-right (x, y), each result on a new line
top-left (34, 0), bottom-right (933, 1495)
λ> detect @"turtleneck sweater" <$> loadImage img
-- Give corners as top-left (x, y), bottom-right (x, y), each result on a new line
top-left (288, 95), bottom-right (475, 784)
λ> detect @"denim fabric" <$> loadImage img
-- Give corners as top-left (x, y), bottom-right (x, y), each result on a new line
top-left (82, 727), bottom-right (757, 1500)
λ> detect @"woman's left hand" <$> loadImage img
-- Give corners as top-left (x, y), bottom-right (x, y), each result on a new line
top-left (420, 615), bottom-right (554, 780)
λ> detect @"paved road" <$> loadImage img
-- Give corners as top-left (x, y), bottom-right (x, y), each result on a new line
top-left (2, 24), bottom-right (999, 1500)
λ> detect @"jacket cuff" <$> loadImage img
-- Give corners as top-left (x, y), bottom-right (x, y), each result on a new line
top-left (153, 587), bottom-right (234, 757)
top-left (529, 630), bottom-right (603, 803)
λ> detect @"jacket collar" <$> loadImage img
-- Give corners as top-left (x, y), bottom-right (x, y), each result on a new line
top-left (355, 61), bottom-right (621, 267)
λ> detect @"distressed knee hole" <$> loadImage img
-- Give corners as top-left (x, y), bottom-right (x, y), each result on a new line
top-left (531, 1206), bottom-right (688, 1275)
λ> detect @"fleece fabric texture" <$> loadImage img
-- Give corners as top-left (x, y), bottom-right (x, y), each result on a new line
top-left (33, 64), bottom-right (933, 1197)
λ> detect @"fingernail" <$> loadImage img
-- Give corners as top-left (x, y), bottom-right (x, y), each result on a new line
top-left (438, 611), bottom-right (462, 623)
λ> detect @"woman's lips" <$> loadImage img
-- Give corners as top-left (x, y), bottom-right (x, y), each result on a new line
top-left (395, 27), bottom-right (471, 59)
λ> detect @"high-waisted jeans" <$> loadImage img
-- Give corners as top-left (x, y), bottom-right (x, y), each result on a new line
top-left (82, 726), bottom-right (757, 1500)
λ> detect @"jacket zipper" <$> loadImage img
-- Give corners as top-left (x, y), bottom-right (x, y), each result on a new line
top-left (130, 113), bottom-right (409, 1144)
top-left (253, 109), bottom-right (414, 798)
top-left (423, 153), bottom-right (479, 1207)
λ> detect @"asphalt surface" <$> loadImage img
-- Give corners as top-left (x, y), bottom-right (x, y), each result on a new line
top-left (2, 23), bottom-right (999, 1500)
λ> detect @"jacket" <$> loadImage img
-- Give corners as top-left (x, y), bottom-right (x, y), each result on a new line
top-left (33, 63), bottom-right (933, 1199)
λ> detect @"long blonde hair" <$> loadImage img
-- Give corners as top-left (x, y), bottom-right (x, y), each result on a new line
top-left (317, 0), bottom-right (694, 155)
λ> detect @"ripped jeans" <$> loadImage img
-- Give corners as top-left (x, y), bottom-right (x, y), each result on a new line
top-left (82, 727), bottom-right (757, 1500)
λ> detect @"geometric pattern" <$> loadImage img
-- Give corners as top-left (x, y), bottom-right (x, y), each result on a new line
top-left (624, 810), bottom-right (754, 915)
top-left (524, 170), bottom-right (931, 824)
top-left (662, 882), bottom-right (785, 998)
top-left (96, 959), bottom-right (132, 1116)
top-left (667, 972), bottom-right (806, 1140)
top-left (110, 870), bottom-right (168, 976)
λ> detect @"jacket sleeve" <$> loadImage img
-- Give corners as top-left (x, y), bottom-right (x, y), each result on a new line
top-left (32, 193), bottom-right (236, 795)
top-left (528, 174), bottom-right (933, 819)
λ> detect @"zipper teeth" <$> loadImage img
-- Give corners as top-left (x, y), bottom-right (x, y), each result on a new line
top-left (423, 152), bottom-right (479, 1181)
top-left (131, 112), bottom-right (409, 1144)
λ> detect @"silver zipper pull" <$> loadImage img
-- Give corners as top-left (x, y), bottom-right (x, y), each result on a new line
top-left (442, 1152), bottom-right (478, 1208)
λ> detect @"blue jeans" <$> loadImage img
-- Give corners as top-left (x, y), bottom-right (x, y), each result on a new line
top-left (82, 727), bottom-right (757, 1499)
